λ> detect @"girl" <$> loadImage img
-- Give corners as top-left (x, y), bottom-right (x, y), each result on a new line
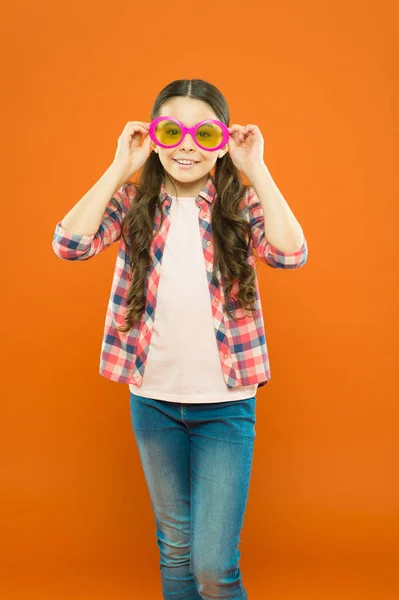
top-left (53, 78), bottom-right (308, 600)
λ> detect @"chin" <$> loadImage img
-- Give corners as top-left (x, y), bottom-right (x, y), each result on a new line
top-left (166, 165), bottom-right (208, 180)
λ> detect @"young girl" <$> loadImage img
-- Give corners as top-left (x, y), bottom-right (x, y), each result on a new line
top-left (53, 78), bottom-right (308, 600)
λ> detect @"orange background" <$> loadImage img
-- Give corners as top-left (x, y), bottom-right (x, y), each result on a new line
top-left (3, 0), bottom-right (398, 598)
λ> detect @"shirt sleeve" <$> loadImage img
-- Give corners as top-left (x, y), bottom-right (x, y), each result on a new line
top-left (52, 182), bottom-right (135, 261)
top-left (246, 185), bottom-right (308, 269)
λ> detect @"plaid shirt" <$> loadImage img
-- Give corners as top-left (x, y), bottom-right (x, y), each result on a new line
top-left (52, 174), bottom-right (308, 389)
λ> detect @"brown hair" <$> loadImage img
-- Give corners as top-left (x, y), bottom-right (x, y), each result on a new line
top-left (117, 78), bottom-right (258, 332)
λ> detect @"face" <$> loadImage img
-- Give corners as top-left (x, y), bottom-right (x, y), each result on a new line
top-left (151, 96), bottom-right (229, 196)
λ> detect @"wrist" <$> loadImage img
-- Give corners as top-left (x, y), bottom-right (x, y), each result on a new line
top-left (105, 163), bottom-right (129, 189)
top-left (243, 161), bottom-right (269, 183)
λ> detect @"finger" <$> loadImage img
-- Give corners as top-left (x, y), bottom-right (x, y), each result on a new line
top-left (120, 125), bottom-right (148, 139)
top-left (125, 122), bottom-right (150, 133)
top-left (130, 126), bottom-right (149, 137)
top-left (228, 124), bottom-right (244, 134)
top-left (143, 135), bottom-right (152, 149)
top-left (228, 125), bottom-right (245, 143)
top-left (242, 125), bottom-right (259, 136)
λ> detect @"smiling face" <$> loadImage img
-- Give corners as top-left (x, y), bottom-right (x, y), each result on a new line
top-left (151, 96), bottom-right (229, 196)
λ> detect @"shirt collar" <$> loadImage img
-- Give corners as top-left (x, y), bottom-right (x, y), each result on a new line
top-left (160, 173), bottom-right (217, 205)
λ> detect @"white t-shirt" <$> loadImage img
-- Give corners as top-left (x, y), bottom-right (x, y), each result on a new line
top-left (129, 195), bottom-right (258, 403)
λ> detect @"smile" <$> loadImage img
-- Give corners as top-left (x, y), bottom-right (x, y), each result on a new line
top-left (173, 159), bottom-right (200, 164)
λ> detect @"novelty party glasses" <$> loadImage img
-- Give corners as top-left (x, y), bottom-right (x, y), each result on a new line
top-left (149, 116), bottom-right (230, 151)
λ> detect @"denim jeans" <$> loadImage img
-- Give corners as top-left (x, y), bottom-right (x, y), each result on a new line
top-left (128, 392), bottom-right (257, 600)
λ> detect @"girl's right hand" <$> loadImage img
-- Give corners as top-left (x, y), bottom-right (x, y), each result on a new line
top-left (111, 121), bottom-right (153, 181)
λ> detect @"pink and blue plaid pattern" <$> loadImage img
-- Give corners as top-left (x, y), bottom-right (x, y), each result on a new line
top-left (52, 174), bottom-right (308, 389)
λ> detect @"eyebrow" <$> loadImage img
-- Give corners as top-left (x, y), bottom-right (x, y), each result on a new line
top-left (163, 120), bottom-right (217, 129)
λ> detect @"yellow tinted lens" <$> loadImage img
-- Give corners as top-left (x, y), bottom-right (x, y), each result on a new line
top-left (196, 123), bottom-right (223, 148)
top-left (155, 120), bottom-right (182, 145)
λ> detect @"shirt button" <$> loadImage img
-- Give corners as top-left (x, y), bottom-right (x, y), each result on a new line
top-left (224, 353), bottom-right (229, 359)
top-left (206, 240), bottom-right (211, 246)
top-left (203, 212), bottom-right (208, 218)
top-left (215, 298), bottom-right (220, 303)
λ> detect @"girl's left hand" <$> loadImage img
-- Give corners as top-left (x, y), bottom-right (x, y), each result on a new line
top-left (227, 124), bottom-right (265, 175)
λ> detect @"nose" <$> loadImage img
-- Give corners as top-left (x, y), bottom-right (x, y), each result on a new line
top-left (178, 131), bottom-right (196, 150)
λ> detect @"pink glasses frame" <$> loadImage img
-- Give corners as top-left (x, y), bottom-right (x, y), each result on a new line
top-left (149, 116), bottom-right (230, 152)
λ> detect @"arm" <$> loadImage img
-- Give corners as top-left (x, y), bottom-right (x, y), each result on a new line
top-left (245, 163), bottom-right (308, 269)
top-left (52, 166), bottom-right (135, 261)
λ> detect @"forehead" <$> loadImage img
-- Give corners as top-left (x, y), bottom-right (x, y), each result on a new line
top-left (158, 96), bottom-right (217, 126)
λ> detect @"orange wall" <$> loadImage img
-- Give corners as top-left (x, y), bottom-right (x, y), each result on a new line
top-left (3, 0), bottom-right (398, 596)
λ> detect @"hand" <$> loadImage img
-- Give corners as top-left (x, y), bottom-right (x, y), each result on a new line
top-left (227, 124), bottom-right (265, 176)
top-left (112, 121), bottom-right (153, 181)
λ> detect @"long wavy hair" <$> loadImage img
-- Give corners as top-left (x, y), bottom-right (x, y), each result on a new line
top-left (117, 78), bottom-right (258, 333)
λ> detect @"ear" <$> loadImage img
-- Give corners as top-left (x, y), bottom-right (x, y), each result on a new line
top-left (220, 141), bottom-right (230, 159)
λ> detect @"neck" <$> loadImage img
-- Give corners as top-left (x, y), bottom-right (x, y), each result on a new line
top-left (163, 172), bottom-right (211, 197)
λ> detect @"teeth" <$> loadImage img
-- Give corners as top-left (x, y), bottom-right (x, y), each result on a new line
top-left (176, 160), bottom-right (194, 164)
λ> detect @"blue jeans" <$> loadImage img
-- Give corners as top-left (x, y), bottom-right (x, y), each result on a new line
top-left (129, 392), bottom-right (257, 600)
